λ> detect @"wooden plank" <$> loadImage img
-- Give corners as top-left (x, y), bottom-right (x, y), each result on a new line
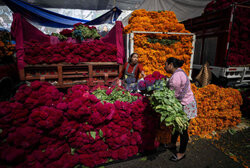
top-left (58, 64), bottom-right (63, 86)
top-left (24, 62), bottom-right (119, 67)
top-left (25, 75), bottom-right (58, 80)
top-left (93, 73), bottom-right (119, 77)
top-left (19, 68), bottom-right (25, 81)
top-left (25, 64), bottom-right (59, 67)
top-left (62, 75), bottom-right (88, 78)
top-left (88, 64), bottom-right (93, 86)
top-left (62, 71), bottom-right (88, 75)
top-left (104, 73), bottom-right (108, 85)
top-left (56, 82), bottom-right (87, 88)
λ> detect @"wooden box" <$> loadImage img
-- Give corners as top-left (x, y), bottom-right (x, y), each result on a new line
top-left (19, 62), bottom-right (123, 88)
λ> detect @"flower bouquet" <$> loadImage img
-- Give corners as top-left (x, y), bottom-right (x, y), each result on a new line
top-left (138, 71), bottom-right (165, 94)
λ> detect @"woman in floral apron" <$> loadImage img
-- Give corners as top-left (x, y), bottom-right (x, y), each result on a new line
top-left (118, 53), bottom-right (145, 92)
top-left (164, 57), bottom-right (197, 162)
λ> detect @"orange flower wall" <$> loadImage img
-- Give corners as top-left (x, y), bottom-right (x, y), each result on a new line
top-left (190, 84), bottom-right (243, 139)
top-left (124, 9), bottom-right (193, 77)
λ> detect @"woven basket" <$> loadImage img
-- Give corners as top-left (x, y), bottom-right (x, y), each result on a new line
top-left (195, 62), bottom-right (212, 87)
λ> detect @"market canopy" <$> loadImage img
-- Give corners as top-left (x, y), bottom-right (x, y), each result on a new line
top-left (2, 0), bottom-right (122, 27)
top-left (1, 0), bottom-right (211, 22)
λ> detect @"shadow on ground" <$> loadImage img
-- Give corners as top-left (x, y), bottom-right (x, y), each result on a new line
top-left (99, 127), bottom-right (250, 168)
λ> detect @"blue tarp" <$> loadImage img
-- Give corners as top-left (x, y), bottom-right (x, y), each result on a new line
top-left (0, 28), bottom-right (10, 32)
top-left (3, 0), bottom-right (122, 28)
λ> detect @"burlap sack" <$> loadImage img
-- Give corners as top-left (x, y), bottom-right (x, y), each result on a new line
top-left (195, 62), bottom-right (212, 87)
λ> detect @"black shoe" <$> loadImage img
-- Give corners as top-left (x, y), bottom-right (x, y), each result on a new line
top-left (169, 154), bottom-right (186, 162)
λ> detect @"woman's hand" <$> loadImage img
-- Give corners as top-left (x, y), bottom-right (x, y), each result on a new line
top-left (118, 79), bottom-right (122, 86)
top-left (141, 71), bottom-right (146, 78)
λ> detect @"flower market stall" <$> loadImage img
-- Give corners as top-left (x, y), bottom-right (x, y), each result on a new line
top-left (11, 13), bottom-right (125, 88)
top-left (0, 0), bottom-right (246, 167)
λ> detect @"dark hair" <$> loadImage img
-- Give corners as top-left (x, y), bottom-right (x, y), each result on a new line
top-left (166, 57), bottom-right (184, 68)
top-left (128, 53), bottom-right (138, 63)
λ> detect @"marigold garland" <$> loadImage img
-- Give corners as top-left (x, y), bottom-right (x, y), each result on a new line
top-left (189, 84), bottom-right (243, 138)
top-left (124, 9), bottom-right (193, 77)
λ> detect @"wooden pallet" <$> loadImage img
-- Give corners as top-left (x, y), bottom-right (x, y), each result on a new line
top-left (19, 62), bottom-right (123, 88)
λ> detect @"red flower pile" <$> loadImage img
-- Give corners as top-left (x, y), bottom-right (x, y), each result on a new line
top-left (204, 0), bottom-right (247, 13)
top-left (24, 40), bottom-right (117, 64)
top-left (204, 0), bottom-right (250, 66)
top-left (0, 81), bottom-right (160, 168)
top-left (227, 6), bottom-right (250, 66)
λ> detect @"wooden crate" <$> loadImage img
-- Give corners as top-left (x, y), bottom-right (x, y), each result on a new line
top-left (19, 62), bottom-right (123, 88)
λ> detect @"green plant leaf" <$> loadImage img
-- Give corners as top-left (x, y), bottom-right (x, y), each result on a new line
top-left (90, 131), bottom-right (96, 139)
top-left (71, 148), bottom-right (76, 155)
top-left (99, 129), bottom-right (103, 138)
top-left (228, 129), bottom-right (237, 135)
top-left (73, 164), bottom-right (82, 168)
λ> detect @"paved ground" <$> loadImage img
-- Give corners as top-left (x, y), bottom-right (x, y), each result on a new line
top-left (99, 126), bottom-right (250, 168)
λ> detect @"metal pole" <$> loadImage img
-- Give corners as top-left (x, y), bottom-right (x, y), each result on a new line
top-left (129, 33), bottom-right (134, 61)
top-left (131, 31), bottom-right (194, 36)
top-left (189, 34), bottom-right (196, 79)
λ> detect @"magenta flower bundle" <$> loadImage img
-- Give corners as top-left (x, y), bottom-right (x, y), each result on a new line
top-left (24, 40), bottom-right (117, 64)
top-left (13, 81), bottom-right (64, 108)
top-left (138, 71), bottom-right (165, 93)
top-left (0, 81), bottom-right (162, 168)
top-left (28, 106), bottom-right (64, 130)
top-left (59, 29), bottom-right (73, 37)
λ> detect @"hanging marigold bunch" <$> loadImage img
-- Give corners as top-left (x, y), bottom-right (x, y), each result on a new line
top-left (124, 9), bottom-right (193, 77)
top-left (0, 40), bottom-right (15, 61)
top-left (189, 84), bottom-right (243, 138)
top-left (0, 30), bottom-right (15, 61)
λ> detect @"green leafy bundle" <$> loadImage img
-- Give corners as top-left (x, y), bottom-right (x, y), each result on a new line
top-left (92, 88), bottom-right (138, 103)
top-left (149, 79), bottom-right (189, 133)
top-left (51, 33), bottom-right (67, 41)
top-left (147, 38), bottom-right (178, 46)
top-left (73, 24), bottom-right (100, 40)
